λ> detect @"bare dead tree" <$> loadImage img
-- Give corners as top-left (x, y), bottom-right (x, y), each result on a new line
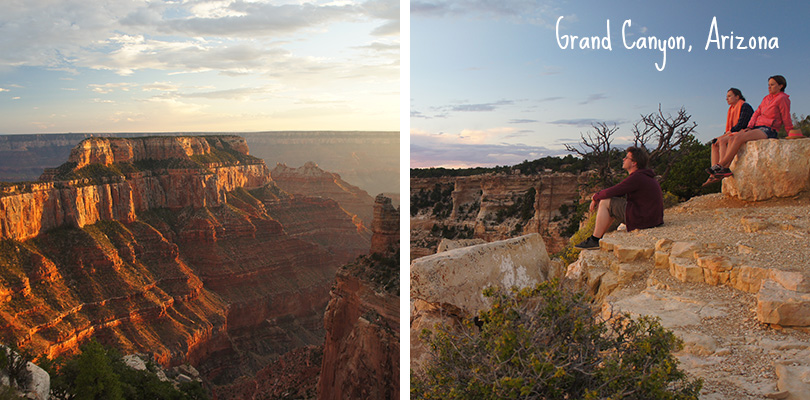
top-left (632, 105), bottom-right (697, 181)
top-left (564, 122), bottom-right (619, 186)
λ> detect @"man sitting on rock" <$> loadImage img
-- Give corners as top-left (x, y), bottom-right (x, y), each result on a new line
top-left (575, 146), bottom-right (664, 250)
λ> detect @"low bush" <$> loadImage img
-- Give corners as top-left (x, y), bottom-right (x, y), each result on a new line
top-left (412, 280), bottom-right (702, 400)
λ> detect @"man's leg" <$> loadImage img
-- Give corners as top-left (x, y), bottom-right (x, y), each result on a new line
top-left (593, 198), bottom-right (614, 238)
top-left (575, 198), bottom-right (617, 250)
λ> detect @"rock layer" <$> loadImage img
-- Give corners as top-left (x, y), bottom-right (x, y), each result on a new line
top-left (272, 162), bottom-right (376, 230)
top-left (411, 172), bottom-right (587, 259)
top-left (67, 136), bottom-right (251, 169)
top-left (0, 136), bottom-right (270, 242)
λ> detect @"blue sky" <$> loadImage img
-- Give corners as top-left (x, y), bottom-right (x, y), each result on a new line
top-left (0, 0), bottom-right (399, 134)
top-left (410, 0), bottom-right (810, 168)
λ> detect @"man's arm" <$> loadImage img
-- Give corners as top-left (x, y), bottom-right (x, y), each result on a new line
top-left (593, 172), bottom-right (640, 201)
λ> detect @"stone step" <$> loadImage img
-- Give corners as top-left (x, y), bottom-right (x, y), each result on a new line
top-left (578, 233), bottom-right (810, 328)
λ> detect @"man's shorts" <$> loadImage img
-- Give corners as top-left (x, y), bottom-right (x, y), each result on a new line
top-left (607, 197), bottom-right (627, 224)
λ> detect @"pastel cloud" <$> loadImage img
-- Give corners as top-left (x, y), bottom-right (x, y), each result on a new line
top-left (411, 128), bottom-right (557, 168)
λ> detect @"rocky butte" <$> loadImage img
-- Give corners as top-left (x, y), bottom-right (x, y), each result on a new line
top-left (411, 139), bottom-right (810, 399)
top-left (0, 135), bottom-right (375, 393)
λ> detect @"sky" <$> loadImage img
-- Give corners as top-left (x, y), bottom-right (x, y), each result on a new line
top-left (410, 0), bottom-right (810, 168)
top-left (0, 0), bottom-right (399, 134)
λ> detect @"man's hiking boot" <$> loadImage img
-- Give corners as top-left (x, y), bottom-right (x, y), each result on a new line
top-left (574, 236), bottom-right (601, 250)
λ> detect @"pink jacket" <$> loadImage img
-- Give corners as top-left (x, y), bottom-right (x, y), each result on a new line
top-left (748, 92), bottom-right (793, 132)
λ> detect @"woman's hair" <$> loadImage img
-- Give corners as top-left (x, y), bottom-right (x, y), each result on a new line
top-left (626, 146), bottom-right (649, 169)
top-left (728, 88), bottom-right (745, 101)
top-left (769, 75), bottom-right (787, 92)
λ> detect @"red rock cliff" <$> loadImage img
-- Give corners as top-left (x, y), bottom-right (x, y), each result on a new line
top-left (0, 137), bottom-right (269, 242)
top-left (318, 195), bottom-right (399, 400)
top-left (67, 135), bottom-right (251, 169)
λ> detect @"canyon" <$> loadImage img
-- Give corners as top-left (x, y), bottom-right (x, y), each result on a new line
top-left (0, 135), bottom-right (389, 396)
top-left (410, 171), bottom-right (588, 260)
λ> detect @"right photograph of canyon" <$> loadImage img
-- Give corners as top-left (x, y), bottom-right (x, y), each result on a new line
top-left (0, 1), bottom-right (399, 399)
top-left (411, 1), bottom-right (810, 400)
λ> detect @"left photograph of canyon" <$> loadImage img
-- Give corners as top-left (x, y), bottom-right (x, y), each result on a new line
top-left (0, 2), bottom-right (399, 399)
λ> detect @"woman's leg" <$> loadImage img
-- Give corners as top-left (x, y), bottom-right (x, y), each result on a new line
top-left (718, 129), bottom-right (768, 167)
top-left (715, 135), bottom-right (732, 167)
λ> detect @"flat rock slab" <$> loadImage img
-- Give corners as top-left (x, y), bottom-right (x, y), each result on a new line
top-left (411, 233), bottom-right (553, 316)
top-left (723, 139), bottom-right (810, 201)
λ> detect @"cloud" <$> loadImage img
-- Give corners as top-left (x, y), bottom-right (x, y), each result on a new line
top-left (579, 93), bottom-right (607, 105)
top-left (1, 0), bottom-right (398, 78)
top-left (411, 0), bottom-right (561, 27)
top-left (142, 82), bottom-right (180, 92)
top-left (355, 41), bottom-right (399, 52)
top-left (447, 99), bottom-right (513, 112)
top-left (549, 118), bottom-right (624, 127)
top-left (180, 87), bottom-right (271, 100)
top-left (457, 127), bottom-right (519, 143)
top-left (88, 82), bottom-right (137, 94)
top-left (411, 130), bottom-right (557, 168)
top-left (509, 119), bottom-right (538, 124)
top-left (119, 2), bottom-right (355, 38)
top-left (0, 88), bottom-right (8, 92)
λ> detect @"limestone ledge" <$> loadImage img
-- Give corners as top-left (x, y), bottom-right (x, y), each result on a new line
top-left (568, 234), bottom-right (810, 328)
top-left (0, 164), bottom-right (270, 242)
top-left (68, 136), bottom-right (250, 169)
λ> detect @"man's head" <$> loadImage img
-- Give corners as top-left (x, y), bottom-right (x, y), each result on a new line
top-left (624, 146), bottom-right (649, 172)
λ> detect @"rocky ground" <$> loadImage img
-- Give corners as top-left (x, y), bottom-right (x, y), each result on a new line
top-left (574, 192), bottom-right (810, 399)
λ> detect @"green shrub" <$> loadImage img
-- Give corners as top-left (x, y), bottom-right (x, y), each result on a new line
top-left (43, 339), bottom-right (210, 400)
top-left (412, 281), bottom-right (702, 400)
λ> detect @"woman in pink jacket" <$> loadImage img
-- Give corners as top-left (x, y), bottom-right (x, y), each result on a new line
top-left (704, 75), bottom-right (792, 183)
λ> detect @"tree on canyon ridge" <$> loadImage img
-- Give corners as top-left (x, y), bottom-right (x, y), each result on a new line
top-left (564, 122), bottom-right (621, 187)
top-left (632, 105), bottom-right (697, 183)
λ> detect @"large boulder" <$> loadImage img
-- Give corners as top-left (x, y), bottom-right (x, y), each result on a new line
top-left (410, 233), bottom-right (556, 316)
top-left (723, 138), bottom-right (810, 201)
